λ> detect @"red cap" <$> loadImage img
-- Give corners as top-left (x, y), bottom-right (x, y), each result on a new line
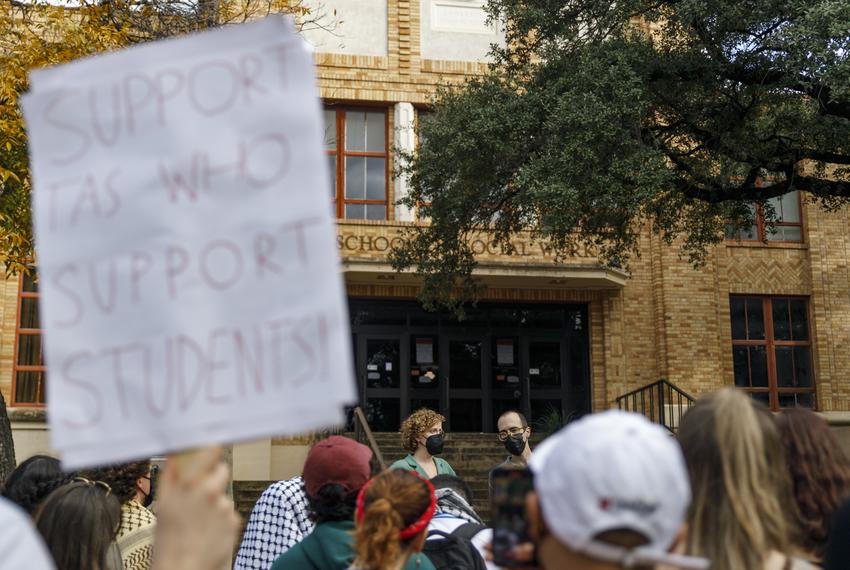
top-left (302, 436), bottom-right (373, 498)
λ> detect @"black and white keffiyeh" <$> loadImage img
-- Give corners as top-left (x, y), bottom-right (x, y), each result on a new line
top-left (434, 488), bottom-right (484, 525)
top-left (233, 476), bottom-right (314, 570)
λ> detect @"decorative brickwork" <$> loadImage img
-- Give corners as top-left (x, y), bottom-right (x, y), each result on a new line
top-left (4, 4), bottom-right (850, 418)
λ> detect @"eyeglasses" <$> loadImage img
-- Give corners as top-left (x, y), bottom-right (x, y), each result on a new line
top-left (497, 427), bottom-right (526, 441)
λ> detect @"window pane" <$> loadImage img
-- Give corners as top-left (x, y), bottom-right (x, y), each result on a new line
top-left (793, 347), bottom-right (813, 387)
top-left (323, 109), bottom-right (336, 149)
top-left (449, 340), bottom-right (482, 389)
top-left (345, 110), bottom-right (385, 152)
top-left (22, 272), bottom-right (38, 293)
top-left (779, 192), bottom-right (801, 223)
top-left (366, 339), bottom-right (400, 388)
top-left (410, 399), bottom-right (440, 415)
top-left (733, 346), bottom-right (750, 387)
top-left (363, 398), bottom-right (400, 432)
top-left (366, 111), bottom-right (385, 152)
top-left (778, 393), bottom-right (814, 409)
top-left (796, 392), bottom-right (815, 408)
top-left (366, 158), bottom-right (386, 200)
top-left (749, 346), bottom-right (768, 388)
top-left (327, 154), bottom-right (336, 198)
top-left (410, 336), bottom-right (439, 390)
top-left (14, 371), bottom-right (44, 404)
top-left (350, 302), bottom-right (407, 326)
top-left (775, 347), bottom-right (794, 387)
top-left (730, 297), bottom-right (747, 340)
top-left (772, 299), bottom-right (791, 341)
top-left (768, 225), bottom-right (802, 242)
top-left (529, 341), bottom-right (561, 388)
top-left (345, 111), bottom-right (366, 151)
top-left (450, 399), bottom-right (482, 431)
top-left (790, 300), bottom-right (808, 340)
top-left (749, 392), bottom-right (770, 407)
top-left (746, 298), bottom-right (765, 340)
top-left (345, 156), bottom-right (366, 199)
top-left (366, 205), bottom-right (387, 220)
top-left (725, 223), bottom-right (758, 241)
top-left (17, 334), bottom-right (42, 366)
top-left (19, 298), bottom-right (40, 329)
top-left (345, 204), bottom-right (365, 219)
top-left (531, 400), bottom-right (563, 431)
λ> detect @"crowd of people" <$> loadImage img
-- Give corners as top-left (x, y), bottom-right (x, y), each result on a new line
top-left (2, 388), bottom-right (850, 570)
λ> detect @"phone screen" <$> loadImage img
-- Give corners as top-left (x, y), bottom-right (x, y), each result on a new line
top-left (491, 467), bottom-right (536, 567)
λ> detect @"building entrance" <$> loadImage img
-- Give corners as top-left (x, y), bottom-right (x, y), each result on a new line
top-left (348, 299), bottom-right (591, 432)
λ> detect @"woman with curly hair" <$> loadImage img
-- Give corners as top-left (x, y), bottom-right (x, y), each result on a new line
top-left (390, 408), bottom-right (456, 479)
top-left (82, 460), bottom-right (156, 570)
top-left (1, 454), bottom-right (72, 516)
top-left (777, 408), bottom-right (850, 563)
top-left (351, 470), bottom-right (436, 570)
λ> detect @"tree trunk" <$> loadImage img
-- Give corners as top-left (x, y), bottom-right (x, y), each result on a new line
top-left (0, 392), bottom-right (17, 483)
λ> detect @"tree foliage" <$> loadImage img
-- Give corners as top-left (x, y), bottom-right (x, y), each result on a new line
top-left (391, 0), bottom-right (850, 312)
top-left (0, 0), bottom-right (327, 274)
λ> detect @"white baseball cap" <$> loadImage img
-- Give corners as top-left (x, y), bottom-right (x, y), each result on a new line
top-left (530, 410), bottom-right (709, 569)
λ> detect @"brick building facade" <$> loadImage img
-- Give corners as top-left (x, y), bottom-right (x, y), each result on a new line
top-left (3, 0), bottom-right (850, 476)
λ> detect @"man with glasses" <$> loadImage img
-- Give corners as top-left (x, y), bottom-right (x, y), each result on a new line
top-left (488, 410), bottom-right (534, 499)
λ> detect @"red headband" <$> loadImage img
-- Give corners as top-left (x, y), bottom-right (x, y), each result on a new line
top-left (355, 472), bottom-right (437, 541)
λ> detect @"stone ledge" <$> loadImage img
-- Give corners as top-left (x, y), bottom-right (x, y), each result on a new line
top-left (821, 411), bottom-right (850, 425)
top-left (8, 408), bottom-right (46, 423)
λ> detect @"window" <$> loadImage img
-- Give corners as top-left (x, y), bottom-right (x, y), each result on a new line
top-left (323, 108), bottom-right (388, 220)
top-left (725, 191), bottom-right (803, 242)
top-left (730, 296), bottom-right (815, 410)
top-left (13, 271), bottom-right (45, 405)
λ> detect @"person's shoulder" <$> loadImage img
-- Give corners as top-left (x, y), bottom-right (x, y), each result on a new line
top-left (270, 540), bottom-right (310, 569)
top-left (0, 498), bottom-right (55, 570)
top-left (390, 456), bottom-right (414, 470)
top-left (264, 476), bottom-right (305, 497)
top-left (435, 457), bottom-right (456, 474)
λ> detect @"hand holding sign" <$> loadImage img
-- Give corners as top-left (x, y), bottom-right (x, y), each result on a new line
top-left (22, 17), bottom-right (355, 469)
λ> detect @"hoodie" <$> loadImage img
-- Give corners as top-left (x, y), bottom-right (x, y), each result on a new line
top-left (270, 520), bottom-right (435, 570)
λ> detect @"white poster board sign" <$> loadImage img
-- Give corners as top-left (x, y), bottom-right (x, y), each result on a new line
top-left (21, 17), bottom-right (355, 468)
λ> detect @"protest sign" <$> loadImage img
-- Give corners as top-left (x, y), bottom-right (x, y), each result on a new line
top-left (21, 17), bottom-right (356, 468)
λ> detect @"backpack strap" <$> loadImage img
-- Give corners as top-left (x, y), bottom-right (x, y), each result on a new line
top-left (451, 522), bottom-right (486, 541)
top-left (426, 529), bottom-right (453, 540)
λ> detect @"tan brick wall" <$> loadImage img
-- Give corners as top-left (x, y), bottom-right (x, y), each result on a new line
top-left (4, 2), bottom-right (850, 419)
top-left (0, 275), bottom-right (19, 402)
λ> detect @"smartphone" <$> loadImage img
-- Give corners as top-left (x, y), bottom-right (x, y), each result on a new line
top-left (491, 466), bottom-right (537, 567)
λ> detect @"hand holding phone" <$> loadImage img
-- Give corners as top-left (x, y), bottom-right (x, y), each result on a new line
top-left (491, 467), bottom-right (538, 568)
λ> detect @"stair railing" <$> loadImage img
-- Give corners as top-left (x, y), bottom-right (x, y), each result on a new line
top-left (353, 406), bottom-right (386, 469)
top-left (615, 380), bottom-right (696, 434)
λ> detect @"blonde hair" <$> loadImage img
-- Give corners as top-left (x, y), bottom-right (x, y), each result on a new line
top-left (400, 408), bottom-right (445, 453)
top-left (678, 388), bottom-right (794, 570)
top-left (353, 470), bottom-right (432, 570)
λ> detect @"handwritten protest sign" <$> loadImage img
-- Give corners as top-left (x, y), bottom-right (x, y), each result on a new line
top-left (21, 17), bottom-right (356, 468)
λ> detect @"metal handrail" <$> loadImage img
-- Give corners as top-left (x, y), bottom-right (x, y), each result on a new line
top-left (615, 379), bottom-right (696, 434)
top-left (353, 406), bottom-right (386, 469)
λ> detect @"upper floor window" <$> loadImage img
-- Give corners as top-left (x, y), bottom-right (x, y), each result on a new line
top-left (323, 108), bottom-right (388, 220)
top-left (725, 191), bottom-right (803, 243)
top-left (730, 295), bottom-right (814, 410)
top-left (14, 271), bottom-right (45, 405)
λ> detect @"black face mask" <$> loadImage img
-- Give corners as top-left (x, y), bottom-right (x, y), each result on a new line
top-left (504, 433), bottom-right (526, 456)
top-left (425, 434), bottom-right (445, 456)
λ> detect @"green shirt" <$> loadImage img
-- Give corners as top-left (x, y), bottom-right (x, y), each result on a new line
top-left (390, 454), bottom-right (457, 478)
top-left (270, 520), bottom-right (435, 570)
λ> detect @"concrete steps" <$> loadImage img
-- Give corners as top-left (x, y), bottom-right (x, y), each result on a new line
top-left (232, 433), bottom-right (544, 537)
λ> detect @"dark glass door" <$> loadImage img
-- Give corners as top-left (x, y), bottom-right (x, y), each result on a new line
top-left (445, 337), bottom-right (485, 432)
top-left (358, 335), bottom-right (402, 431)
